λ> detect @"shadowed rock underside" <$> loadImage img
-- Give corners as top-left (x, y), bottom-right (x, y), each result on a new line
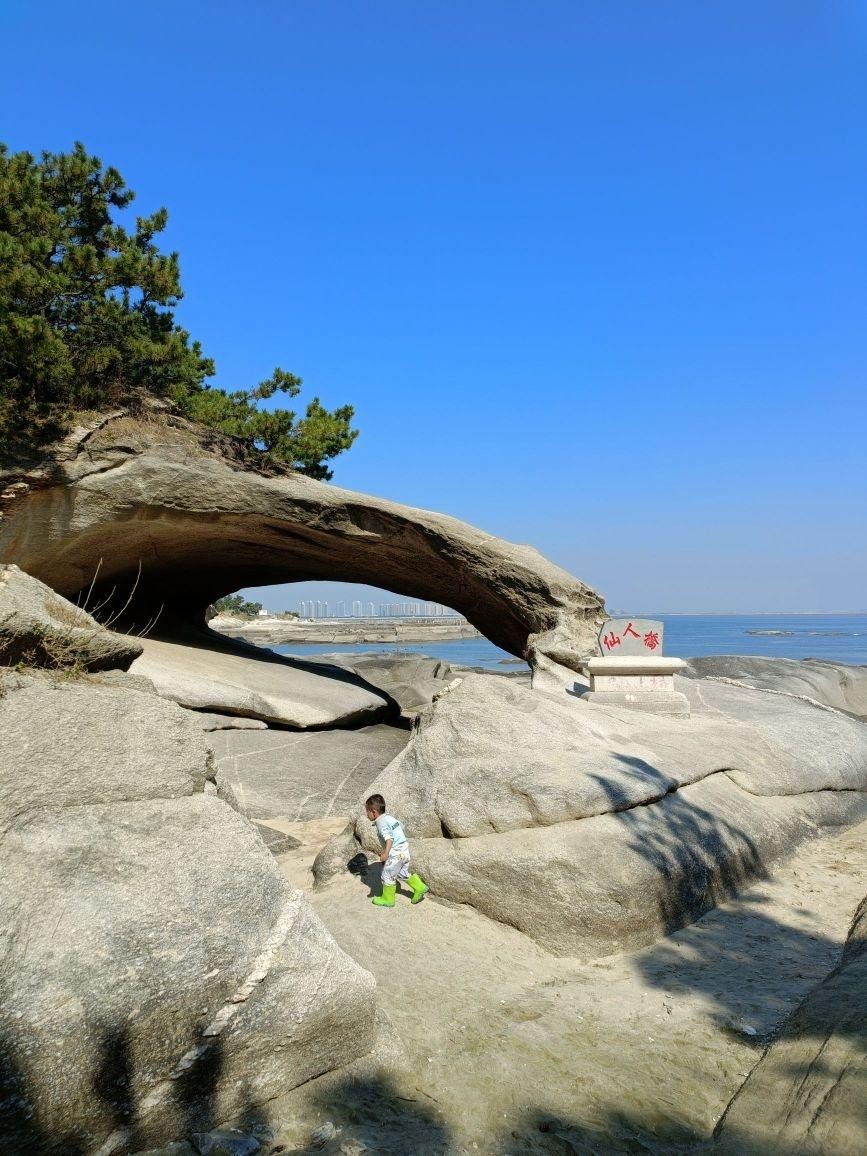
top-left (0, 412), bottom-right (605, 670)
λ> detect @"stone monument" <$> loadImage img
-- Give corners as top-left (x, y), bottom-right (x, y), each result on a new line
top-left (579, 618), bottom-right (690, 717)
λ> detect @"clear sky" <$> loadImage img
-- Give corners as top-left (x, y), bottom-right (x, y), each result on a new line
top-left (3, 1), bottom-right (865, 611)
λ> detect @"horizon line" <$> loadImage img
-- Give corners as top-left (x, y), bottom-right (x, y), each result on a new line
top-left (615, 610), bottom-right (867, 617)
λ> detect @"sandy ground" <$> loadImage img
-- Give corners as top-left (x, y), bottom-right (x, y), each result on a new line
top-left (245, 817), bottom-right (867, 1154)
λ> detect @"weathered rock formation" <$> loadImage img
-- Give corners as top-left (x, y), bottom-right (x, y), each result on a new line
top-left (0, 563), bottom-right (142, 672)
top-left (303, 651), bottom-right (462, 716)
top-left (0, 583), bottom-right (376, 1154)
top-left (130, 636), bottom-right (396, 728)
top-left (202, 655), bottom-right (455, 824)
top-left (210, 723), bottom-right (410, 823)
top-left (193, 711), bottom-right (268, 731)
top-left (0, 413), bottom-right (605, 670)
top-left (316, 669), bottom-right (867, 957)
top-left (683, 654), bottom-right (867, 718)
top-left (715, 895), bottom-right (867, 1154)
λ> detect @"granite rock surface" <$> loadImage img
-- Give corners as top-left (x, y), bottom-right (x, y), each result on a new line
top-left (0, 412), bottom-right (605, 670)
top-left (0, 563), bottom-right (141, 671)
top-left (130, 636), bottom-right (395, 728)
top-left (683, 654), bottom-right (867, 718)
top-left (304, 651), bottom-right (459, 716)
top-left (715, 895), bottom-right (867, 1154)
top-left (317, 672), bottom-right (867, 957)
top-left (0, 673), bottom-right (376, 1155)
top-left (210, 723), bottom-right (409, 821)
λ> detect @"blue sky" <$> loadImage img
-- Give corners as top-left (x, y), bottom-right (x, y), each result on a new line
top-left (3, 1), bottom-right (865, 611)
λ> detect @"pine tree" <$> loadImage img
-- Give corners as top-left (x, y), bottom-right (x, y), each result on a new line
top-left (0, 143), bottom-right (357, 478)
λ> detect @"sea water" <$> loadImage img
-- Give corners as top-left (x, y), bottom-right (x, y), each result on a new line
top-left (661, 613), bottom-right (867, 665)
top-left (273, 613), bottom-right (867, 670)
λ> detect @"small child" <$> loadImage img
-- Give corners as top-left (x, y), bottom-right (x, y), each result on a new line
top-left (365, 793), bottom-right (429, 908)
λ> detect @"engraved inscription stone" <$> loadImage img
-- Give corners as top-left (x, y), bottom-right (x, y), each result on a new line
top-left (597, 618), bottom-right (664, 657)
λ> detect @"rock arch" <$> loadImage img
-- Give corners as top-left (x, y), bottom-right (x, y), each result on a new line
top-left (0, 414), bottom-right (605, 670)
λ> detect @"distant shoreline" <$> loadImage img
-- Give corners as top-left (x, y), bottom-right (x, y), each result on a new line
top-left (209, 615), bottom-right (481, 646)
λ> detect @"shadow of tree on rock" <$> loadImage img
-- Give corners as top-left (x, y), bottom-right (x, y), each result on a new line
top-left (93, 1023), bottom-right (141, 1151)
top-left (494, 1106), bottom-right (801, 1155)
top-left (595, 754), bottom-right (767, 939)
top-left (584, 754), bottom-right (867, 1050)
top-left (287, 1071), bottom-right (452, 1155)
top-left (0, 1021), bottom-right (88, 1155)
top-left (0, 1018), bottom-right (269, 1156)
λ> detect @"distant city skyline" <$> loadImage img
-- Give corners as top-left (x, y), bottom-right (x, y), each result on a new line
top-left (296, 597), bottom-right (460, 619)
top-left (239, 579), bottom-right (865, 619)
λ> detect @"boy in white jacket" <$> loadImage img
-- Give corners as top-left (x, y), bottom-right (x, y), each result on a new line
top-left (365, 793), bottom-right (429, 908)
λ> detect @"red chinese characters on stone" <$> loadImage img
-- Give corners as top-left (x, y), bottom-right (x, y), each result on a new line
top-left (599, 619), bottom-right (663, 655)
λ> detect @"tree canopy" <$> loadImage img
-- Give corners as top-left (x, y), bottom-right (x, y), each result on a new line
top-left (209, 594), bottom-right (264, 618)
top-left (0, 142), bottom-right (357, 478)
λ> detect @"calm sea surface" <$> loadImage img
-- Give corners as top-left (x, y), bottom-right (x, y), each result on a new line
top-left (274, 614), bottom-right (867, 670)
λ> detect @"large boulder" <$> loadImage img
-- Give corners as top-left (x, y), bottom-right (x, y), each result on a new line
top-left (339, 674), bottom-right (867, 841)
top-left (0, 674), bottom-right (376, 1155)
top-left (0, 413), bottom-right (605, 671)
top-left (209, 723), bottom-right (409, 822)
top-left (715, 896), bottom-right (867, 1154)
top-left (130, 636), bottom-right (395, 728)
top-left (0, 676), bottom-right (209, 816)
top-left (0, 563), bottom-right (141, 671)
top-left (304, 652), bottom-right (460, 716)
top-left (683, 655), bottom-right (867, 718)
top-left (316, 673), bottom-right (867, 958)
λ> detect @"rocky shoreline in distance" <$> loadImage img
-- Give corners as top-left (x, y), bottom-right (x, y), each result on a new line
top-left (209, 614), bottom-right (482, 647)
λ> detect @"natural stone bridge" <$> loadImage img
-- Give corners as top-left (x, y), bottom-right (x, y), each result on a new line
top-left (0, 413), bottom-right (605, 671)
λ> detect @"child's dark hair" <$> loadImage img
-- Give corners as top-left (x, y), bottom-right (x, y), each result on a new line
top-left (366, 793), bottom-right (386, 814)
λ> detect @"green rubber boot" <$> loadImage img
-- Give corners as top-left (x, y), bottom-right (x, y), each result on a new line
top-left (372, 883), bottom-right (396, 907)
top-left (407, 873), bottom-right (429, 904)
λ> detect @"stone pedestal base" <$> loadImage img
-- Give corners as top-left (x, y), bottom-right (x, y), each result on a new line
top-left (580, 656), bottom-right (690, 717)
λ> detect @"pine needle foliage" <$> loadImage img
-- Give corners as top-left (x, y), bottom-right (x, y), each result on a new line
top-left (0, 142), bottom-right (357, 478)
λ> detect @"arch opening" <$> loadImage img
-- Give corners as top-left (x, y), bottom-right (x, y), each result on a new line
top-left (203, 581), bottom-right (528, 673)
top-left (0, 441), bottom-right (606, 671)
